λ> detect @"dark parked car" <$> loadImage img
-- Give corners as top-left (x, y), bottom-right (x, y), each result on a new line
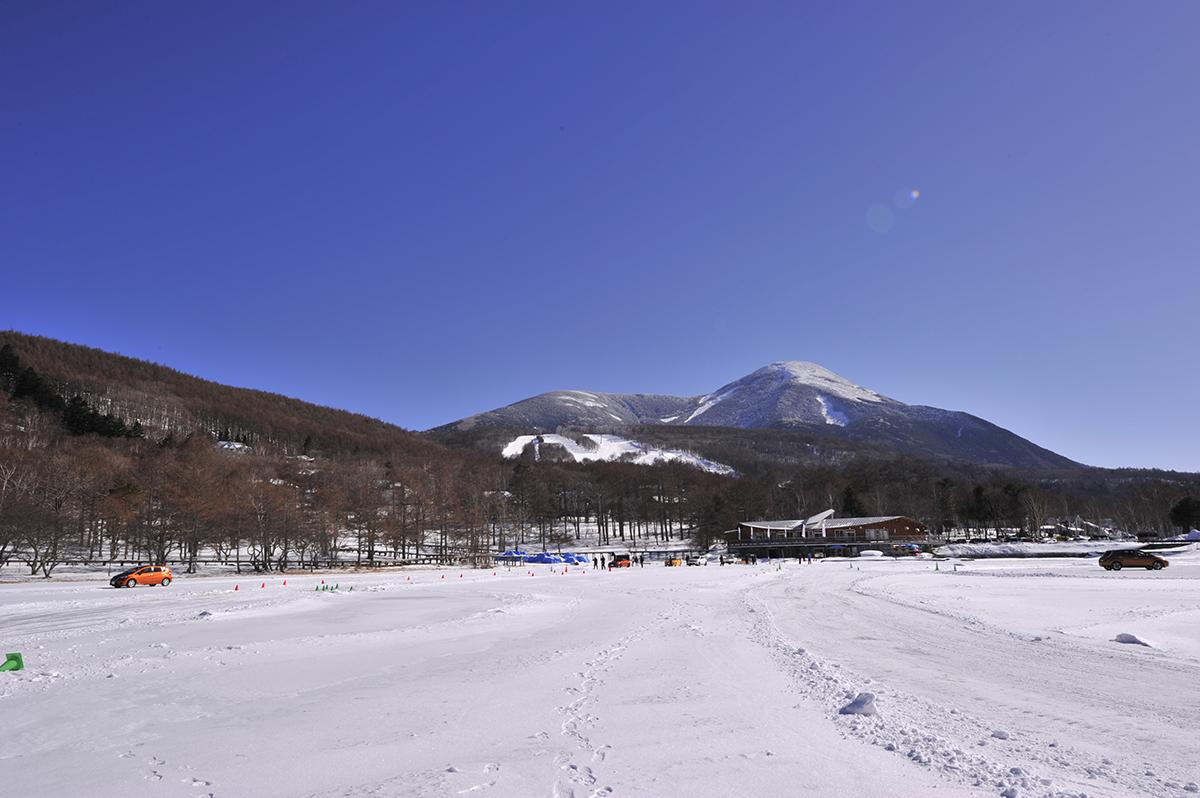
top-left (1099, 550), bottom-right (1167, 571)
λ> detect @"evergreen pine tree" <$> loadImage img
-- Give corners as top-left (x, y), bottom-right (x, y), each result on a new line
top-left (63, 395), bottom-right (93, 435)
top-left (840, 485), bottom-right (865, 517)
top-left (0, 343), bottom-right (19, 391)
top-left (1169, 496), bottom-right (1200, 534)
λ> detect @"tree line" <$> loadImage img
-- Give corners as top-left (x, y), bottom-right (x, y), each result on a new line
top-left (2, 334), bottom-right (1197, 577)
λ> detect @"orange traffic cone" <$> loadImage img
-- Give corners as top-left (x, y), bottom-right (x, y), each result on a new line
top-left (459, 573), bottom-right (463, 579)
top-left (260, 582), bottom-right (265, 589)
top-left (234, 584), bottom-right (239, 591)
top-left (441, 574), bottom-right (445, 579)
top-left (282, 580), bottom-right (287, 586)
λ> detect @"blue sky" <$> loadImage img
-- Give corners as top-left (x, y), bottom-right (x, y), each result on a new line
top-left (3, 2), bottom-right (1198, 470)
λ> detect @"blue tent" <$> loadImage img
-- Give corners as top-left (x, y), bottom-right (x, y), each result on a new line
top-left (497, 550), bottom-right (528, 561)
top-left (524, 552), bottom-right (564, 564)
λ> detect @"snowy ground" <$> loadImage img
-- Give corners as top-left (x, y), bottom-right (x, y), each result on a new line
top-left (3, 556), bottom-right (1200, 797)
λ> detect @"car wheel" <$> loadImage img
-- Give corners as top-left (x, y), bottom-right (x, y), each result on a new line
top-left (1151, 562), bottom-right (1163, 570)
top-left (126, 578), bottom-right (138, 588)
top-left (161, 577), bottom-right (171, 586)
top-left (1103, 565), bottom-right (1112, 571)
top-left (1110, 562), bottom-right (1122, 571)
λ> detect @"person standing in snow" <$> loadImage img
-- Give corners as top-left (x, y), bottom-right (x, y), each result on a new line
top-left (592, 556), bottom-right (598, 569)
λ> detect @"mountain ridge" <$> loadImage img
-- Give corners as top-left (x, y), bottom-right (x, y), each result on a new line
top-left (435, 361), bottom-right (1081, 471)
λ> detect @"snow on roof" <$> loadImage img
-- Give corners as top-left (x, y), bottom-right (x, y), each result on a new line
top-left (740, 519), bottom-right (807, 531)
top-left (818, 516), bottom-right (909, 529)
top-left (740, 516), bottom-right (910, 531)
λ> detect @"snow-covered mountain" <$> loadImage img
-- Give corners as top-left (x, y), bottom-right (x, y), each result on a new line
top-left (436, 361), bottom-right (1080, 470)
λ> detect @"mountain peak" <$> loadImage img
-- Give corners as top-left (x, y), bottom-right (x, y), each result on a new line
top-left (752, 361), bottom-right (888, 404)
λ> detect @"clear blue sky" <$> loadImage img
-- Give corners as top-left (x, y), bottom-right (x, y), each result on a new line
top-left (3, 2), bottom-right (1197, 470)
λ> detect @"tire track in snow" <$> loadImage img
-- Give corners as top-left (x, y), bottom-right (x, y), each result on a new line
top-left (742, 573), bottom-right (1198, 798)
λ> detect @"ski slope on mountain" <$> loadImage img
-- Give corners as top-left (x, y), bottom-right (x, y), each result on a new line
top-left (502, 432), bottom-right (735, 475)
top-left (4, 554), bottom-right (1200, 797)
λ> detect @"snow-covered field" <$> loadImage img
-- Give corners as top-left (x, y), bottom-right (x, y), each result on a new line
top-left (4, 555), bottom-right (1200, 797)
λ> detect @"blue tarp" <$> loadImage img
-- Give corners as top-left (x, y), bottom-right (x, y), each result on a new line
top-left (497, 550), bottom-right (528, 561)
top-left (524, 552), bottom-right (564, 564)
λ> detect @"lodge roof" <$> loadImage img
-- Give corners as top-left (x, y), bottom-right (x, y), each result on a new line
top-left (739, 516), bottom-right (913, 531)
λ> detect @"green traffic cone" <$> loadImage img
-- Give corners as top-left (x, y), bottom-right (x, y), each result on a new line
top-left (1, 652), bottom-right (23, 672)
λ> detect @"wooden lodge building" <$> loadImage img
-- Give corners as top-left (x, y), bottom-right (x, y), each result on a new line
top-left (726, 515), bottom-right (928, 559)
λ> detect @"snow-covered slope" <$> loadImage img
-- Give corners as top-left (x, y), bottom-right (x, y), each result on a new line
top-left (668, 361), bottom-right (892, 429)
top-left (503, 433), bottom-right (735, 475)
top-left (436, 361), bottom-right (1080, 470)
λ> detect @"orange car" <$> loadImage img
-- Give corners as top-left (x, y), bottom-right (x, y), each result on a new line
top-left (110, 565), bottom-right (173, 588)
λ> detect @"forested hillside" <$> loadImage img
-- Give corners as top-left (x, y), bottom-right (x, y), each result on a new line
top-left (0, 331), bottom-right (433, 457)
top-left (0, 333), bottom-right (742, 576)
top-left (1, 332), bottom-right (1197, 579)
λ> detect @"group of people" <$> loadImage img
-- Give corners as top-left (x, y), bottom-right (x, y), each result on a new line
top-left (592, 554), bottom-right (645, 570)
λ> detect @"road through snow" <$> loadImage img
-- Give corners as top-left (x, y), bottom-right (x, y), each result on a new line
top-left (3, 557), bottom-right (1198, 797)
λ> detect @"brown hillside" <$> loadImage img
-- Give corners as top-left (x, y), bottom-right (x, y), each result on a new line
top-left (0, 330), bottom-right (432, 457)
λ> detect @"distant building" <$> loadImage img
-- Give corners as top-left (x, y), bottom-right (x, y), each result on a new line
top-left (726, 515), bottom-right (928, 558)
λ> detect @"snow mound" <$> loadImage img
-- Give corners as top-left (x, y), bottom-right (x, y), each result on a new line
top-left (990, 729), bottom-right (1010, 740)
top-left (838, 692), bottom-right (878, 716)
top-left (936, 541), bottom-right (1135, 558)
top-left (1113, 633), bottom-right (1153, 647)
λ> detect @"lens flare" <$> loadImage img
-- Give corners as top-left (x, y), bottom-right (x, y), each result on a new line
top-left (893, 188), bottom-right (921, 209)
